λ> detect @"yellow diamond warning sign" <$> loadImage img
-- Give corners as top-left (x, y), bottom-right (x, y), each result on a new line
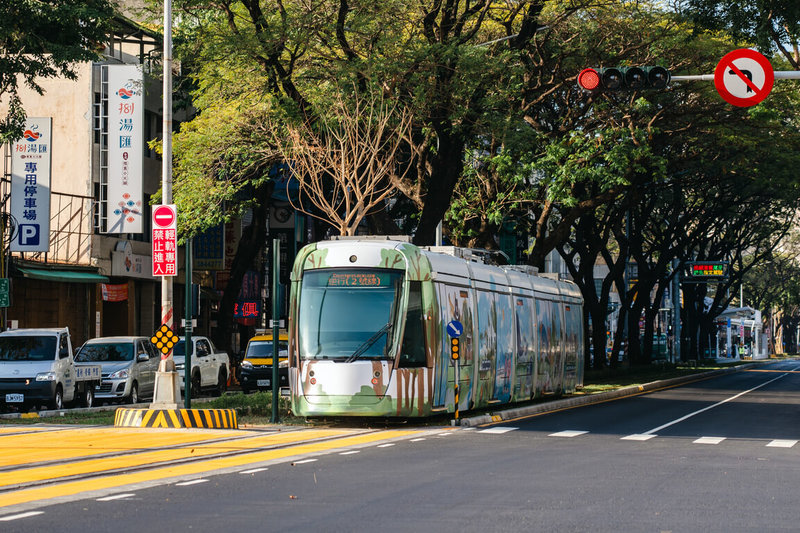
top-left (151, 324), bottom-right (179, 355)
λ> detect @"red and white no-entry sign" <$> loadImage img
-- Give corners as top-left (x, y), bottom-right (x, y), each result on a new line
top-left (152, 204), bottom-right (177, 276)
top-left (153, 204), bottom-right (176, 229)
top-left (714, 48), bottom-right (774, 107)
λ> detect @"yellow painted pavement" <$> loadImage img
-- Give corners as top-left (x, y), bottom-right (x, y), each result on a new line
top-left (0, 426), bottom-right (52, 435)
top-left (0, 427), bottom-right (241, 468)
top-left (0, 428), bottom-right (355, 488)
top-left (0, 428), bottom-right (422, 508)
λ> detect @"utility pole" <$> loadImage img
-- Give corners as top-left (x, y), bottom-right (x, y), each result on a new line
top-left (672, 258), bottom-right (681, 363)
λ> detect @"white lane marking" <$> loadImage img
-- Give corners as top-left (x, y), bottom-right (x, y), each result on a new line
top-left (340, 450), bottom-right (360, 455)
top-left (767, 440), bottom-right (798, 448)
top-left (437, 432), bottom-right (454, 436)
top-left (410, 438), bottom-right (426, 442)
top-left (97, 493), bottom-right (136, 502)
top-left (479, 427), bottom-right (519, 434)
top-left (292, 459), bottom-right (318, 464)
top-left (694, 436), bottom-right (726, 445)
top-left (0, 511), bottom-right (45, 521)
top-left (549, 430), bottom-right (588, 438)
top-left (642, 372), bottom-right (790, 435)
top-left (377, 443), bottom-right (395, 448)
top-left (175, 479), bottom-right (208, 486)
top-left (239, 468), bottom-right (268, 474)
top-left (622, 434), bottom-right (657, 441)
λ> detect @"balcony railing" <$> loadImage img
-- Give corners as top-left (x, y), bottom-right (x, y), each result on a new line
top-left (0, 175), bottom-right (94, 266)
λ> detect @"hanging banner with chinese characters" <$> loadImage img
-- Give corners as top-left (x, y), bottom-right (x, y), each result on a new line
top-left (101, 283), bottom-right (129, 302)
top-left (105, 64), bottom-right (144, 234)
top-left (10, 117), bottom-right (52, 252)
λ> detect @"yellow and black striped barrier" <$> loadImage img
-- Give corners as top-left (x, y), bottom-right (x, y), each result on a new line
top-left (114, 408), bottom-right (238, 429)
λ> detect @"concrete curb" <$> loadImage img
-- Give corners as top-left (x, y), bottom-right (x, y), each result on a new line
top-left (458, 364), bottom-right (755, 427)
top-left (114, 408), bottom-right (238, 429)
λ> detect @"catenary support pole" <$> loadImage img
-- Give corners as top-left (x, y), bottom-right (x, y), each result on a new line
top-left (271, 238), bottom-right (280, 423)
top-left (672, 258), bottom-right (681, 363)
top-left (184, 238), bottom-right (192, 408)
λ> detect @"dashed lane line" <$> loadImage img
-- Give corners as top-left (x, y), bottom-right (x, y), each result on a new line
top-left (621, 434), bottom-right (657, 441)
top-left (0, 511), bottom-right (44, 521)
top-left (693, 437), bottom-right (726, 445)
top-left (239, 468), bottom-right (268, 474)
top-left (96, 493), bottom-right (135, 501)
top-left (478, 427), bottom-right (518, 434)
top-left (549, 430), bottom-right (588, 438)
top-left (767, 440), bottom-right (798, 448)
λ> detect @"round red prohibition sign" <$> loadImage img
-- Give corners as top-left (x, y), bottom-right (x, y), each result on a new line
top-left (153, 205), bottom-right (176, 228)
top-left (714, 48), bottom-right (774, 107)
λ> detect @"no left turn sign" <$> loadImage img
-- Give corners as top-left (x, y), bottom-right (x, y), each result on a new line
top-left (714, 48), bottom-right (774, 107)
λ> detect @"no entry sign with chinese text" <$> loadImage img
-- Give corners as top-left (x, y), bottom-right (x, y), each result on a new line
top-left (152, 204), bottom-right (177, 276)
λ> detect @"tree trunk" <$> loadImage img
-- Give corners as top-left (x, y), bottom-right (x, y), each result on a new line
top-left (213, 181), bottom-right (273, 353)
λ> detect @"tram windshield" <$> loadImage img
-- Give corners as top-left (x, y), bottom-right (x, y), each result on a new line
top-left (298, 269), bottom-right (402, 360)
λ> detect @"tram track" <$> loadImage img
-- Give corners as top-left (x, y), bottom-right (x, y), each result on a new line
top-left (0, 427), bottom-right (383, 494)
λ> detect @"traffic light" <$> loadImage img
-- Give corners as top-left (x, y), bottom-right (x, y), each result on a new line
top-left (577, 66), bottom-right (671, 93)
top-left (450, 337), bottom-right (460, 360)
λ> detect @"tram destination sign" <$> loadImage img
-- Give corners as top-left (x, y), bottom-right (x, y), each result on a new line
top-left (327, 272), bottom-right (392, 287)
top-left (685, 261), bottom-right (728, 283)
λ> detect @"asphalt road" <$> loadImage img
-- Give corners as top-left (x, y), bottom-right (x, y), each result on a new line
top-left (3, 360), bottom-right (800, 532)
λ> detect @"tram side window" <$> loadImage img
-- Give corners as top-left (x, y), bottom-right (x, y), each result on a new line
top-left (399, 282), bottom-right (426, 367)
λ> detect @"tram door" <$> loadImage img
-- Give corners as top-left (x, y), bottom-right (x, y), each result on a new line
top-left (513, 296), bottom-right (536, 401)
top-left (434, 284), bottom-right (473, 409)
top-left (492, 291), bottom-right (514, 403)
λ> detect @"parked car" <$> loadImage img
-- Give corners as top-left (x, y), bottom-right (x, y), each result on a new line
top-left (173, 336), bottom-right (230, 397)
top-left (75, 336), bottom-right (159, 404)
top-left (239, 331), bottom-right (288, 393)
top-left (0, 328), bottom-right (100, 410)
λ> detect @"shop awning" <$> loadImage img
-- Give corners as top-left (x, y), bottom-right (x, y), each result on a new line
top-left (17, 267), bottom-right (110, 284)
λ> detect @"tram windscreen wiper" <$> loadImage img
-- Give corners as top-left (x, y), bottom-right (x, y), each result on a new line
top-left (343, 322), bottom-right (393, 363)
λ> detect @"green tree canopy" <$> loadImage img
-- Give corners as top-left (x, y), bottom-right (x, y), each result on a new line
top-left (0, 0), bottom-right (116, 143)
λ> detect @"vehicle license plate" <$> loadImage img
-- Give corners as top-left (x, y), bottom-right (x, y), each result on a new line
top-left (257, 379), bottom-right (270, 387)
top-left (5, 393), bottom-right (23, 403)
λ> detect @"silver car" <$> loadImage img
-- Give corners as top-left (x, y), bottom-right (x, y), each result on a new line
top-left (75, 336), bottom-right (158, 404)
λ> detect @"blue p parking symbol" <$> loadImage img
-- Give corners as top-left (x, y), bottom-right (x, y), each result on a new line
top-left (18, 224), bottom-right (40, 246)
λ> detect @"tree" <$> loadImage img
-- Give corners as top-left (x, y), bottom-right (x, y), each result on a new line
top-left (268, 88), bottom-right (414, 236)
top-left (683, 0), bottom-right (800, 68)
top-left (0, 0), bottom-right (115, 143)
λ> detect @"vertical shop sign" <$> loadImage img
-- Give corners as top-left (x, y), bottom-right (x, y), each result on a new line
top-left (11, 117), bottom-right (52, 252)
top-left (105, 64), bottom-right (144, 234)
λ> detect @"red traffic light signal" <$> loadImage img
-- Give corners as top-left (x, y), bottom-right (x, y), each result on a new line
top-left (577, 66), bottom-right (671, 93)
top-left (577, 68), bottom-right (601, 92)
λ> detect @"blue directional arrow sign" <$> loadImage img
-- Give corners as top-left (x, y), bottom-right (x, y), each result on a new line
top-left (446, 320), bottom-right (463, 338)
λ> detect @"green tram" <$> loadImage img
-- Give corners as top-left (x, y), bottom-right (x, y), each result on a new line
top-left (288, 237), bottom-right (584, 417)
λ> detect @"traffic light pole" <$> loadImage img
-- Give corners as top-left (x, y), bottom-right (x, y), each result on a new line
top-left (672, 71), bottom-right (800, 82)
